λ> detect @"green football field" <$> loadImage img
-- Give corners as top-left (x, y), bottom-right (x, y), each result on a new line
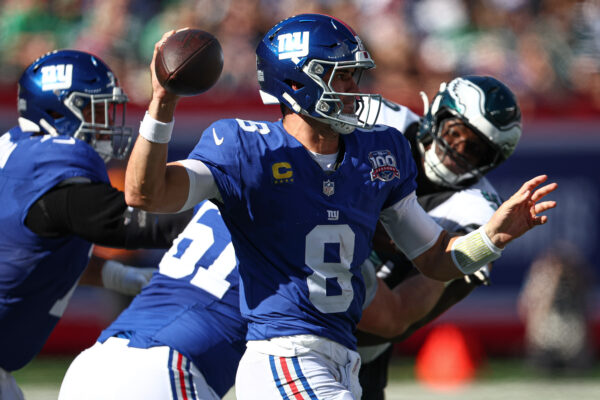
top-left (13, 355), bottom-right (600, 399)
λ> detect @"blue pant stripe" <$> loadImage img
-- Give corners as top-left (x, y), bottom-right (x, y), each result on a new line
top-left (185, 357), bottom-right (197, 400)
top-left (291, 356), bottom-right (318, 400)
top-left (167, 348), bottom-right (179, 400)
top-left (269, 355), bottom-right (290, 400)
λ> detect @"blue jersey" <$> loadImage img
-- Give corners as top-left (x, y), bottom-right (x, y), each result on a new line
top-left (99, 200), bottom-right (245, 397)
top-left (0, 126), bottom-right (108, 371)
top-left (189, 119), bottom-right (417, 350)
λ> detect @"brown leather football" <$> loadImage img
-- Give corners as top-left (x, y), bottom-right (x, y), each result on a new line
top-left (155, 29), bottom-right (223, 96)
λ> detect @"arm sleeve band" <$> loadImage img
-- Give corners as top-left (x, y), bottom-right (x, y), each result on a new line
top-left (177, 159), bottom-right (221, 211)
top-left (139, 112), bottom-right (174, 143)
top-left (379, 192), bottom-right (443, 260)
top-left (450, 226), bottom-right (502, 275)
top-left (25, 182), bottom-right (192, 248)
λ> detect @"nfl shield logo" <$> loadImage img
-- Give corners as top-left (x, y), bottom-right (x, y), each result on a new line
top-left (323, 180), bottom-right (335, 196)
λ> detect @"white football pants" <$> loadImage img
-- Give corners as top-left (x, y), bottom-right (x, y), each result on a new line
top-left (236, 335), bottom-right (362, 400)
top-left (0, 368), bottom-right (24, 400)
top-left (58, 337), bottom-right (219, 400)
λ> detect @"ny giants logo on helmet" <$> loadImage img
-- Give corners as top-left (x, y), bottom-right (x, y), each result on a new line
top-left (369, 150), bottom-right (400, 182)
top-left (277, 31), bottom-right (309, 63)
top-left (40, 64), bottom-right (73, 91)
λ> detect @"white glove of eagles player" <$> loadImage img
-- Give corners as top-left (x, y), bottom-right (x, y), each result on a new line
top-left (101, 260), bottom-right (156, 296)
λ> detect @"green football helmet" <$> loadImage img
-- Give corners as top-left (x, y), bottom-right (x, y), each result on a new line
top-left (418, 76), bottom-right (522, 188)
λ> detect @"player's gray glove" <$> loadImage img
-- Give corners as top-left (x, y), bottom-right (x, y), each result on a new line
top-left (101, 260), bottom-right (156, 296)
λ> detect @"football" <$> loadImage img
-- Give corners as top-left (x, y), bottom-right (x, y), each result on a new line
top-left (154, 29), bottom-right (224, 96)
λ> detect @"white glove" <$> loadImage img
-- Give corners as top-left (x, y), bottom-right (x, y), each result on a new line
top-left (101, 260), bottom-right (157, 296)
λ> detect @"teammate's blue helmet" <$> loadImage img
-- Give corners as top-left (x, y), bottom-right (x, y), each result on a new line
top-left (256, 13), bottom-right (381, 134)
top-left (418, 75), bottom-right (522, 188)
top-left (18, 50), bottom-right (132, 162)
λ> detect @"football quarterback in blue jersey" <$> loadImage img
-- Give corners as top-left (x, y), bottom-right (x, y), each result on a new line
top-left (124, 15), bottom-right (556, 399)
top-left (58, 76), bottom-right (523, 400)
top-left (0, 50), bottom-right (189, 399)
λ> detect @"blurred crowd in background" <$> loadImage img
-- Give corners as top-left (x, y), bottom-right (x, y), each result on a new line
top-left (1, 0), bottom-right (599, 114)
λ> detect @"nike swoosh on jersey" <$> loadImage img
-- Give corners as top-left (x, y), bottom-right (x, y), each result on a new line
top-left (213, 128), bottom-right (224, 146)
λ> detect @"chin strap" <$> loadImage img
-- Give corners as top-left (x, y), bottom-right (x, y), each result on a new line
top-left (329, 117), bottom-right (356, 134)
top-left (39, 119), bottom-right (60, 136)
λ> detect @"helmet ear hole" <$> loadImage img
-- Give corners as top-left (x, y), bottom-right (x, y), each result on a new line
top-left (284, 80), bottom-right (303, 90)
top-left (46, 110), bottom-right (63, 119)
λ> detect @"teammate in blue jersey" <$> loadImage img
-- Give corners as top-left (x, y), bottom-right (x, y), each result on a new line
top-left (59, 200), bottom-right (244, 399)
top-left (354, 76), bottom-right (524, 399)
top-left (125, 15), bottom-right (556, 399)
top-left (0, 50), bottom-right (189, 399)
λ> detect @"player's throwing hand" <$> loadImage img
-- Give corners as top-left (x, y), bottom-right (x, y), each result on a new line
top-left (485, 175), bottom-right (557, 248)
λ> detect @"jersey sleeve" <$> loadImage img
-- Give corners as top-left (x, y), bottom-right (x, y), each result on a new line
top-left (186, 119), bottom-right (243, 206)
top-left (23, 136), bottom-right (109, 215)
top-left (429, 179), bottom-right (501, 234)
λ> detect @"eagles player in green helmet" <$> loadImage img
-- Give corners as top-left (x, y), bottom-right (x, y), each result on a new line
top-left (356, 75), bottom-right (522, 399)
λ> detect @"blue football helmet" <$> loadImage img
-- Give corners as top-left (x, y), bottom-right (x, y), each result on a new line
top-left (17, 50), bottom-right (132, 162)
top-left (418, 76), bottom-right (522, 188)
top-left (256, 13), bottom-right (381, 134)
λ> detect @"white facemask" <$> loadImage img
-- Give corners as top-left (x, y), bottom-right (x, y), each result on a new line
top-left (422, 141), bottom-right (476, 188)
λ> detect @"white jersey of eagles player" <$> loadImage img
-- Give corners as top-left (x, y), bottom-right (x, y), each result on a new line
top-left (358, 98), bottom-right (501, 364)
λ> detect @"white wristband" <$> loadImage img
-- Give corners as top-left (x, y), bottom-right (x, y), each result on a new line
top-left (139, 111), bottom-right (174, 143)
top-left (451, 226), bottom-right (502, 275)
